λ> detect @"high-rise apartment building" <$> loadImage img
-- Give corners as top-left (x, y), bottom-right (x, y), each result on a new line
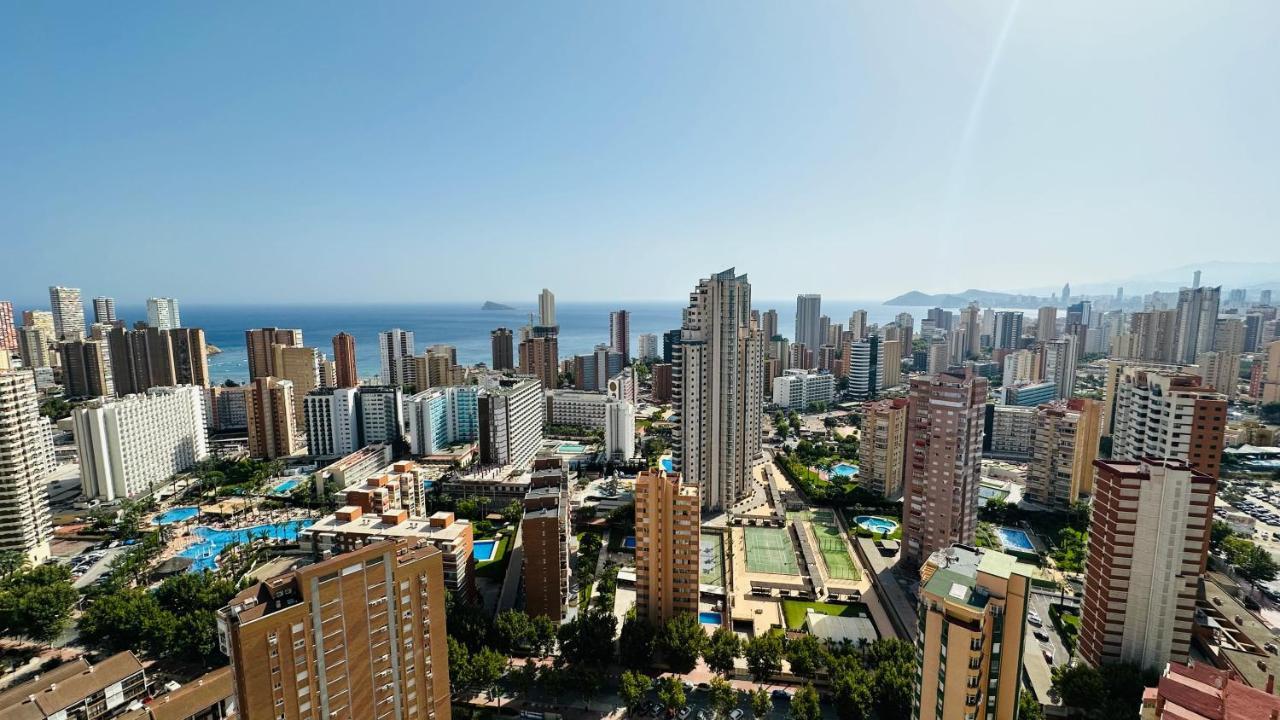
top-left (635, 469), bottom-right (700, 627)
top-left (1109, 368), bottom-right (1226, 478)
top-left (0, 301), bottom-right (16, 351)
top-left (107, 326), bottom-right (208, 396)
top-left (245, 328), bottom-right (303, 380)
top-left (1024, 398), bottom-right (1100, 509)
top-left (1195, 351), bottom-right (1240, 399)
top-left (207, 385), bottom-right (248, 431)
top-left (168, 328), bottom-right (209, 387)
top-left (73, 386), bottom-right (208, 501)
top-left (405, 386), bottom-right (480, 456)
top-left (609, 309), bottom-right (631, 364)
top-left (331, 332), bottom-right (358, 388)
top-left (903, 370), bottom-right (988, 568)
top-left (1213, 317), bottom-right (1246, 354)
top-left (1036, 306), bottom-right (1057, 340)
top-left (1041, 336), bottom-right (1077, 400)
top-left (860, 398), bottom-right (908, 498)
top-left (896, 312), bottom-right (915, 349)
top-left (518, 335), bottom-right (558, 391)
top-left (926, 340), bottom-right (948, 375)
top-left (1001, 348), bottom-right (1037, 387)
top-left (0, 371), bottom-right (55, 562)
top-left (246, 376), bottom-right (299, 460)
top-left (604, 398), bottom-right (636, 461)
top-left (522, 458), bottom-right (570, 620)
top-left (217, 539), bottom-right (451, 720)
top-left (847, 336), bottom-right (882, 401)
top-left (795, 294), bottom-right (822, 351)
top-left (376, 328), bottom-right (416, 388)
top-left (674, 268), bottom-right (764, 511)
top-left (848, 310), bottom-right (868, 340)
top-left (91, 296), bottom-right (117, 325)
top-left (60, 339), bottom-right (115, 398)
top-left (991, 311), bottom-right (1023, 351)
top-left (637, 333), bottom-right (659, 362)
top-left (913, 544), bottom-right (1031, 720)
top-left (1080, 458), bottom-right (1213, 672)
top-left (538, 288), bottom-right (557, 328)
top-left (273, 345), bottom-right (321, 425)
top-left (881, 338), bottom-right (902, 389)
top-left (651, 362), bottom-right (673, 403)
top-left (48, 286), bottom-right (85, 341)
top-left (761, 310), bottom-right (779, 341)
top-left (146, 297), bottom-right (182, 330)
top-left (1260, 341), bottom-right (1280, 403)
top-left (477, 375), bottom-right (544, 467)
top-left (490, 327), bottom-right (514, 371)
top-left (1174, 286), bottom-right (1221, 364)
top-left (304, 386), bottom-right (405, 456)
top-left (959, 303), bottom-right (981, 359)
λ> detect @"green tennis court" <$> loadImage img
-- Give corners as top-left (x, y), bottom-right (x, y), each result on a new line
top-left (744, 526), bottom-right (800, 575)
top-left (809, 510), bottom-right (860, 580)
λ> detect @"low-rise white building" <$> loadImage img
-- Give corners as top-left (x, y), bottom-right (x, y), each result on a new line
top-left (73, 385), bottom-right (208, 501)
top-left (545, 389), bottom-right (608, 428)
top-left (771, 368), bottom-right (835, 410)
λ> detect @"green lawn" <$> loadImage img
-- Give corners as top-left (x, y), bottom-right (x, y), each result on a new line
top-left (474, 535), bottom-right (511, 579)
top-left (782, 600), bottom-right (870, 630)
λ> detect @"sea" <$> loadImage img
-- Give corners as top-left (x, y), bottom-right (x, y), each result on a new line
top-left (103, 300), bottom-right (947, 386)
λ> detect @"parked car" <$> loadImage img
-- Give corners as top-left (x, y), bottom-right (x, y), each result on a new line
top-left (1034, 629), bottom-right (1050, 642)
top-left (1028, 611), bottom-right (1042, 627)
top-left (772, 689), bottom-right (792, 701)
top-left (1042, 643), bottom-right (1055, 664)
top-left (678, 707), bottom-right (693, 720)
top-left (728, 710), bottom-right (744, 720)
top-left (696, 682), bottom-right (711, 692)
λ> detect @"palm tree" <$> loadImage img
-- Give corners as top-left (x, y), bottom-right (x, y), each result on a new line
top-left (0, 551), bottom-right (29, 578)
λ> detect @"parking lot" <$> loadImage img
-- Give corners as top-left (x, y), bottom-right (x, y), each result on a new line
top-left (1021, 590), bottom-right (1079, 707)
top-left (634, 683), bottom-right (823, 720)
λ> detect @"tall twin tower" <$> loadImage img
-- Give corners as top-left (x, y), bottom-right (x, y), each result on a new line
top-left (672, 268), bottom-right (765, 512)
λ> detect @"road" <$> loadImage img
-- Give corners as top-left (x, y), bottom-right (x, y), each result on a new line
top-left (1021, 592), bottom-right (1074, 709)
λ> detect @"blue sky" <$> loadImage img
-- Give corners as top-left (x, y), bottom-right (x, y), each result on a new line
top-left (3, 1), bottom-right (1277, 305)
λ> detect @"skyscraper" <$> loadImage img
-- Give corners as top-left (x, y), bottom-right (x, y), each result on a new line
top-left (245, 376), bottom-right (298, 460)
top-left (1061, 282), bottom-right (1071, 303)
top-left (331, 332), bottom-right (358, 388)
top-left (636, 333), bottom-right (659, 361)
top-left (1080, 458), bottom-right (1213, 672)
top-left (1024, 398), bottom-right (1100, 509)
top-left (217, 539), bottom-right (451, 720)
top-left (146, 297), bottom-right (182, 330)
top-left (1036, 306), bottom-right (1057, 340)
top-left (91, 296), bottom-right (117, 325)
top-left (1041, 336), bottom-right (1077, 400)
top-left (847, 309), bottom-right (868, 340)
top-left (538, 288), bottom-right (557, 327)
top-left (609, 309), bottom-right (631, 364)
top-left (847, 336), bottom-right (882, 401)
top-left (635, 469), bottom-right (700, 626)
top-left (903, 369), bottom-right (988, 568)
top-left (795, 294), bottom-right (822, 351)
top-left (377, 328), bottom-right (416, 387)
top-left (490, 327), bottom-right (514, 371)
top-left (1195, 350), bottom-right (1240, 399)
top-left (59, 339), bottom-right (115, 398)
top-left (674, 268), bottom-right (764, 511)
top-left (0, 370), bottom-right (55, 562)
top-left (48, 286), bottom-right (85, 341)
top-left (522, 458), bottom-right (570, 620)
top-left (1173, 286), bottom-right (1221, 364)
top-left (761, 309), bottom-right (779, 341)
top-left (0, 301), bottom-right (16, 351)
top-left (477, 375), bottom-right (544, 467)
top-left (913, 544), bottom-right (1031, 720)
top-left (992, 311), bottom-right (1023, 351)
top-left (859, 398), bottom-right (908, 498)
top-left (272, 345), bottom-right (321, 425)
top-left (245, 327), bottom-right (303, 379)
top-left (518, 335), bottom-right (558, 390)
top-left (1109, 368), bottom-right (1226, 480)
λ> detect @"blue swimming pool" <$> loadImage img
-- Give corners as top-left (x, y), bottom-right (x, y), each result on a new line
top-left (152, 506), bottom-right (200, 525)
top-left (831, 463), bottom-right (859, 478)
top-left (854, 515), bottom-right (898, 534)
top-left (623, 536), bottom-right (636, 549)
top-left (996, 527), bottom-right (1035, 552)
top-left (179, 520), bottom-right (307, 572)
top-left (557, 443), bottom-right (587, 454)
top-left (272, 478), bottom-right (303, 494)
top-left (699, 611), bottom-right (721, 625)
top-left (474, 539), bottom-right (497, 562)
top-left (660, 457), bottom-right (673, 472)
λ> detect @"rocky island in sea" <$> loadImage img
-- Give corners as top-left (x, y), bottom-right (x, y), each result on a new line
top-left (481, 301), bottom-right (515, 311)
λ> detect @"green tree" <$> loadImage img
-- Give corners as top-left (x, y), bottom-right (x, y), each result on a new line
top-left (620, 611), bottom-right (658, 669)
top-left (558, 607), bottom-right (617, 667)
top-left (0, 551), bottom-right (30, 578)
top-left (1051, 663), bottom-right (1105, 713)
top-left (830, 661), bottom-right (873, 720)
top-left (656, 675), bottom-right (686, 713)
top-left (1211, 519), bottom-right (1234, 551)
top-left (708, 677), bottom-right (738, 720)
top-left (660, 612), bottom-right (707, 673)
top-left (865, 639), bottom-right (914, 719)
top-left (750, 686), bottom-right (773, 719)
top-left (789, 684), bottom-right (820, 720)
top-left (0, 564), bottom-right (78, 644)
top-left (745, 631), bottom-right (785, 683)
top-left (509, 661), bottom-right (540, 702)
top-left (619, 670), bottom-right (652, 716)
top-left (495, 609), bottom-right (533, 653)
top-left (1019, 690), bottom-right (1045, 720)
top-left (1260, 402), bottom-right (1280, 424)
top-left (501, 499), bottom-right (524, 525)
top-left (784, 634), bottom-right (825, 680)
top-left (448, 637), bottom-right (473, 697)
top-left (530, 613), bottom-right (559, 656)
top-left (703, 626), bottom-right (743, 677)
top-left (470, 647), bottom-right (509, 706)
